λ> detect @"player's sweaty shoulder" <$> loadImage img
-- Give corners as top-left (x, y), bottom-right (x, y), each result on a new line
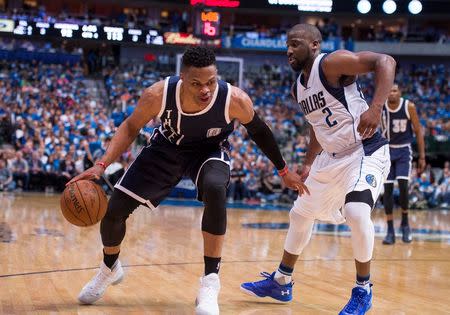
top-left (230, 85), bottom-right (251, 107)
top-left (139, 79), bottom-right (166, 116)
top-left (228, 85), bottom-right (254, 123)
top-left (142, 79), bottom-right (165, 104)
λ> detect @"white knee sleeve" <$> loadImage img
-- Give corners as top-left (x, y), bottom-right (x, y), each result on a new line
top-left (344, 202), bottom-right (374, 263)
top-left (284, 210), bottom-right (315, 255)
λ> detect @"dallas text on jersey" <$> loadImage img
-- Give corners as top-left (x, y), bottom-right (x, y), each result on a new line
top-left (299, 91), bottom-right (326, 115)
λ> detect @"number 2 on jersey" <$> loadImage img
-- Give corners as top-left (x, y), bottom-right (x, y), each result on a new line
top-left (322, 107), bottom-right (337, 127)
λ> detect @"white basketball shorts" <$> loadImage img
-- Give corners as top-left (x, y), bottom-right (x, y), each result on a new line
top-left (292, 144), bottom-right (390, 224)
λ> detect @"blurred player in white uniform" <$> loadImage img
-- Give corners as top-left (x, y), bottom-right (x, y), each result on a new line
top-left (241, 24), bottom-right (396, 315)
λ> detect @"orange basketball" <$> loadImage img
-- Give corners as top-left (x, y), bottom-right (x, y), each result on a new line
top-left (60, 180), bottom-right (108, 227)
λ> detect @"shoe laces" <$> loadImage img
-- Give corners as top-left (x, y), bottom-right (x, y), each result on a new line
top-left (90, 269), bottom-right (111, 291)
top-left (200, 276), bottom-right (219, 293)
top-left (200, 285), bottom-right (217, 298)
top-left (344, 287), bottom-right (367, 313)
top-left (198, 283), bottom-right (218, 304)
top-left (260, 271), bottom-right (274, 279)
top-left (258, 272), bottom-right (294, 286)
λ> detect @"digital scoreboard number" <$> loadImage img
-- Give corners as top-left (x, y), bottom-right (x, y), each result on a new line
top-left (195, 10), bottom-right (221, 39)
top-left (9, 20), bottom-right (164, 46)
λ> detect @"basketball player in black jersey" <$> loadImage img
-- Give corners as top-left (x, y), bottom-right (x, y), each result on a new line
top-left (68, 46), bottom-right (308, 315)
top-left (381, 83), bottom-right (426, 244)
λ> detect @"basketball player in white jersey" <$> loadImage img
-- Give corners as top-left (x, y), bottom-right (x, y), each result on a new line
top-left (241, 24), bottom-right (396, 315)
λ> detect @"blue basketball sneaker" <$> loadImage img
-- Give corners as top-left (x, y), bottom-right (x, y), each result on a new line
top-left (240, 272), bottom-right (293, 302)
top-left (339, 285), bottom-right (373, 315)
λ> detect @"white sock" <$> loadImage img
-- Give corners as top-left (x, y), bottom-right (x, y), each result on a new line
top-left (274, 270), bottom-right (291, 285)
top-left (356, 282), bottom-right (371, 294)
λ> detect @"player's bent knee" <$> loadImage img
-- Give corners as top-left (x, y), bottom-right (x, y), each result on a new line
top-left (202, 183), bottom-right (227, 235)
top-left (289, 210), bottom-right (313, 231)
top-left (198, 161), bottom-right (229, 235)
top-left (344, 201), bottom-right (372, 228)
top-left (101, 189), bottom-right (141, 247)
top-left (344, 202), bottom-right (374, 262)
top-left (284, 210), bottom-right (315, 255)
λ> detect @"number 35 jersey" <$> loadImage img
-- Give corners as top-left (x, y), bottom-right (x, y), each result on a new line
top-left (380, 98), bottom-right (413, 147)
top-left (292, 53), bottom-right (387, 155)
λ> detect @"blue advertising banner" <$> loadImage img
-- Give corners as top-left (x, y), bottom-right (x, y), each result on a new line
top-left (227, 34), bottom-right (342, 52)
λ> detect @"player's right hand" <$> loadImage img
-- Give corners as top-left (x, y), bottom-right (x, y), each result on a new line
top-left (281, 169), bottom-right (310, 196)
top-left (66, 165), bottom-right (104, 186)
top-left (358, 106), bottom-right (381, 139)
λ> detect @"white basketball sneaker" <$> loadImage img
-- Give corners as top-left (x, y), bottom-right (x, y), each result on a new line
top-left (78, 260), bottom-right (124, 304)
top-left (195, 273), bottom-right (220, 315)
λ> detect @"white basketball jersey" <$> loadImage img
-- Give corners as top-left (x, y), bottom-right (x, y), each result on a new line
top-left (293, 53), bottom-right (369, 154)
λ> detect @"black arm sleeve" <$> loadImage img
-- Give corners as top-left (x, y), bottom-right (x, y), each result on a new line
top-left (243, 113), bottom-right (286, 170)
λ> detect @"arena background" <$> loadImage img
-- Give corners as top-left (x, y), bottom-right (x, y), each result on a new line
top-left (0, 0), bottom-right (449, 313)
top-left (0, 0), bottom-right (448, 206)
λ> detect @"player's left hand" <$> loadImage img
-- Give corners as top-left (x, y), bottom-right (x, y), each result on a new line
top-left (358, 106), bottom-right (381, 139)
top-left (281, 170), bottom-right (310, 196)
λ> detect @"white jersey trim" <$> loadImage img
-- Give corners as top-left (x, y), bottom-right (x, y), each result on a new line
top-left (405, 99), bottom-right (411, 120)
top-left (387, 98), bottom-right (403, 113)
top-left (389, 143), bottom-right (411, 148)
top-left (114, 184), bottom-right (156, 210)
top-left (157, 77), bottom-right (170, 119)
top-left (224, 83), bottom-right (232, 124)
top-left (114, 146), bottom-right (156, 210)
top-left (175, 79), bottom-right (219, 116)
top-left (194, 155), bottom-right (231, 187)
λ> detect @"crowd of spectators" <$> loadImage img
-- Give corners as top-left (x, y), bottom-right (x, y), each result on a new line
top-left (405, 162), bottom-right (450, 209)
top-left (0, 38), bottom-right (82, 55)
top-left (0, 60), bottom-right (128, 193)
top-left (359, 64), bottom-right (450, 143)
top-left (0, 55), bottom-right (448, 208)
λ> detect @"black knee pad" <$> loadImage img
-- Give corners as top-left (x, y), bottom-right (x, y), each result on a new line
top-left (198, 161), bottom-right (230, 235)
top-left (101, 189), bottom-right (142, 247)
top-left (398, 179), bottom-right (409, 210)
top-left (383, 183), bottom-right (394, 215)
top-left (345, 189), bottom-right (374, 209)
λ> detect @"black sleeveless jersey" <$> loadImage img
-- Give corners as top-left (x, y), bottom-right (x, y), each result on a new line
top-left (155, 76), bottom-right (235, 148)
top-left (381, 98), bottom-right (413, 146)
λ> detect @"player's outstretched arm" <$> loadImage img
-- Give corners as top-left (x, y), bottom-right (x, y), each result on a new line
top-left (321, 50), bottom-right (396, 139)
top-left (67, 80), bottom-right (165, 185)
top-left (298, 125), bottom-right (322, 182)
top-left (408, 101), bottom-right (426, 172)
top-left (229, 86), bottom-right (309, 195)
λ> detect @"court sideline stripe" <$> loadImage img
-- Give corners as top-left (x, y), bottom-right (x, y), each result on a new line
top-left (1, 258), bottom-right (449, 278)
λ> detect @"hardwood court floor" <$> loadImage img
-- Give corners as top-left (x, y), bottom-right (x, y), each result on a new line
top-left (0, 193), bottom-right (449, 314)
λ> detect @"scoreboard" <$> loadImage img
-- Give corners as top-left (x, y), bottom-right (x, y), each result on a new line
top-left (5, 19), bottom-right (164, 46)
top-left (0, 17), bottom-right (224, 47)
top-left (194, 9), bottom-right (221, 39)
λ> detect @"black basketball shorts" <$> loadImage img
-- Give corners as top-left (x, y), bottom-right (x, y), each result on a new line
top-left (114, 132), bottom-right (230, 209)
